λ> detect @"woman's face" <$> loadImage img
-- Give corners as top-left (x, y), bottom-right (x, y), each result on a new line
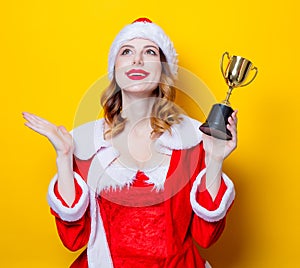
top-left (114, 38), bottom-right (162, 96)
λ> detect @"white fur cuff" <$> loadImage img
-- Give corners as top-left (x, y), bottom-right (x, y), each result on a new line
top-left (205, 261), bottom-right (212, 268)
top-left (47, 172), bottom-right (90, 222)
top-left (190, 169), bottom-right (235, 222)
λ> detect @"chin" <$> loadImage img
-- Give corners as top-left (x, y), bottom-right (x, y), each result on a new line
top-left (123, 87), bottom-right (156, 97)
top-left (122, 82), bottom-right (159, 95)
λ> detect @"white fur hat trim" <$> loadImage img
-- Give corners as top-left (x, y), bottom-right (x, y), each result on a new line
top-left (108, 18), bottom-right (178, 80)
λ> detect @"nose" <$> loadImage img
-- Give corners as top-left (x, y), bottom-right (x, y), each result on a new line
top-left (132, 52), bottom-right (143, 66)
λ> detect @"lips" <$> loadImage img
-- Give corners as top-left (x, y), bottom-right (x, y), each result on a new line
top-left (125, 69), bottom-right (150, 80)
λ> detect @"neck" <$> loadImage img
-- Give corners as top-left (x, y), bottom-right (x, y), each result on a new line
top-left (121, 91), bottom-right (156, 128)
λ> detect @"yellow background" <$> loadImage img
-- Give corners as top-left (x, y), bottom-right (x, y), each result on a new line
top-left (1, 0), bottom-right (299, 267)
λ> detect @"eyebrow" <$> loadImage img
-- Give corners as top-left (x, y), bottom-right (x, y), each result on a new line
top-left (120, 44), bottom-right (159, 50)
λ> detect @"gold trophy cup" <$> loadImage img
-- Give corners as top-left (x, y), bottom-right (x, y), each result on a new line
top-left (199, 52), bottom-right (258, 140)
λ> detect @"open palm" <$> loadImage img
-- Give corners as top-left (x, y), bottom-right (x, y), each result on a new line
top-left (22, 112), bottom-right (74, 156)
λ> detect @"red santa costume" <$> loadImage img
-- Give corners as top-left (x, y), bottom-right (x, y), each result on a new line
top-left (47, 19), bottom-right (235, 268)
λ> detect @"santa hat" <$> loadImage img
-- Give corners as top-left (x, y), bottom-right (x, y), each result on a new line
top-left (108, 18), bottom-right (178, 80)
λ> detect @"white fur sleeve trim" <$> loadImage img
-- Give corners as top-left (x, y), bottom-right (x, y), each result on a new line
top-left (205, 261), bottom-right (212, 268)
top-left (190, 169), bottom-right (235, 222)
top-left (47, 172), bottom-right (90, 222)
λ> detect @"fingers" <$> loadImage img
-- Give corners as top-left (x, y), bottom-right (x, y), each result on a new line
top-left (229, 110), bottom-right (238, 124)
top-left (23, 112), bottom-right (47, 135)
top-left (22, 112), bottom-right (58, 137)
top-left (23, 112), bottom-right (74, 155)
top-left (227, 110), bottom-right (237, 129)
top-left (227, 110), bottom-right (238, 146)
top-left (231, 110), bottom-right (238, 125)
top-left (58, 125), bottom-right (68, 134)
top-left (23, 112), bottom-right (51, 126)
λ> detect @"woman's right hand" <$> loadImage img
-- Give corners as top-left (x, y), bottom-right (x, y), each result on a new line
top-left (22, 112), bottom-right (74, 157)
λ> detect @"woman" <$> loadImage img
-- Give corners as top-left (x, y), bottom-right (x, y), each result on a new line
top-left (23, 18), bottom-right (237, 268)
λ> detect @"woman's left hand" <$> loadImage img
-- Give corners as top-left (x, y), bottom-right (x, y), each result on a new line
top-left (202, 110), bottom-right (238, 162)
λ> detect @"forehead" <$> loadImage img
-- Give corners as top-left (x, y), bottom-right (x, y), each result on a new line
top-left (121, 38), bottom-right (159, 49)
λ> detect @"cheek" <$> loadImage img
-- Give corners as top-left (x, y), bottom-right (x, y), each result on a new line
top-left (115, 70), bottom-right (126, 89)
top-left (114, 60), bottom-right (129, 84)
top-left (115, 57), bottom-right (130, 70)
top-left (148, 62), bottom-right (162, 80)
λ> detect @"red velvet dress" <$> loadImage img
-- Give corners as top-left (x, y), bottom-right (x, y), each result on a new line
top-left (51, 143), bottom-right (232, 268)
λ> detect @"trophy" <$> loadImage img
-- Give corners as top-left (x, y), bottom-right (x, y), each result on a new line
top-left (199, 52), bottom-right (258, 140)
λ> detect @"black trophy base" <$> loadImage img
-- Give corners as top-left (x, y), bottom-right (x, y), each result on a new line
top-left (199, 103), bottom-right (234, 140)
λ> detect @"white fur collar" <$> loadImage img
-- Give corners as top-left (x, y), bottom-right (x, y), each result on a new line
top-left (72, 114), bottom-right (203, 160)
top-left (71, 114), bottom-right (203, 193)
top-left (96, 163), bottom-right (169, 192)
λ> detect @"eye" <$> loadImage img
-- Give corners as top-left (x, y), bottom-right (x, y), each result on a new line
top-left (145, 49), bottom-right (158, 56)
top-left (121, 48), bottom-right (132, 55)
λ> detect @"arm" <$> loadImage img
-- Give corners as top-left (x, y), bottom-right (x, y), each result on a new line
top-left (190, 170), bottom-right (235, 248)
top-left (47, 158), bottom-right (92, 251)
top-left (23, 112), bottom-right (91, 250)
top-left (23, 112), bottom-right (76, 205)
top-left (188, 111), bottom-right (237, 248)
top-left (202, 110), bottom-right (238, 200)
top-left (48, 172), bottom-right (91, 251)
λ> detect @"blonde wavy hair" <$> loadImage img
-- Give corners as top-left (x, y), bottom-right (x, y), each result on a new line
top-left (101, 51), bottom-right (182, 138)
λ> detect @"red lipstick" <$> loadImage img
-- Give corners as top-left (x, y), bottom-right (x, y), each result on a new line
top-left (125, 69), bottom-right (150, 80)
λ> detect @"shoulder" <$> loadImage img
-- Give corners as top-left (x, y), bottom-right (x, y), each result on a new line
top-left (71, 118), bottom-right (108, 160)
top-left (155, 114), bottom-right (203, 154)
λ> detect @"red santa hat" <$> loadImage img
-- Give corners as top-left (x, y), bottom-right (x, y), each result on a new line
top-left (108, 18), bottom-right (178, 80)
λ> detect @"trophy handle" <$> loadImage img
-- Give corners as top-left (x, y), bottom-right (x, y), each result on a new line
top-left (240, 66), bottom-right (258, 87)
top-left (220, 52), bottom-right (230, 79)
